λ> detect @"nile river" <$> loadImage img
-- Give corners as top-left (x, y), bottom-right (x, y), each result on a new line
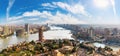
top-left (0, 26), bottom-right (73, 51)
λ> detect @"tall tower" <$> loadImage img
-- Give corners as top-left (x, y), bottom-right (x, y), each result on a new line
top-left (39, 26), bottom-right (44, 41)
top-left (25, 24), bottom-right (29, 33)
top-left (88, 27), bottom-right (94, 38)
top-left (88, 27), bottom-right (95, 40)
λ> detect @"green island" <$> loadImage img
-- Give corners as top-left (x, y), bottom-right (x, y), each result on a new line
top-left (0, 39), bottom-right (119, 56)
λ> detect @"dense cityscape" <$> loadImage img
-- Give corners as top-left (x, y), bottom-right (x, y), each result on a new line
top-left (0, 24), bottom-right (120, 56)
top-left (58, 24), bottom-right (120, 45)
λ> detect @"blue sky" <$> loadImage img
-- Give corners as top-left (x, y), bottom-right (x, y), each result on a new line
top-left (0, 0), bottom-right (120, 24)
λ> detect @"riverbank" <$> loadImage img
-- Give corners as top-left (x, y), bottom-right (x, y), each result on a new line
top-left (77, 39), bottom-right (120, 51)
top-left (0, 32), bottom-right (14, 38)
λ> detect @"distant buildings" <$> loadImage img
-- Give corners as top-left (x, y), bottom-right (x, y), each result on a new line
top-left (104, 28), bottom-right (111, 35)
top-left (16, 29), bottom-right (26, 37)
top-left (88, 27), bottom-right (94, 39)
top-left (3, 26), bottom-right (11, 35)
top-left (25, 24), bottom-right (29, 34)
top-left (39, 26), bottom-right (44, 41)
top-left (0, 25), bottom-right (14, 38)
top-left (112, 28), bottom-right (118, 35)
top-left (0, 27), bottom-right (3, 31)
top-left (0, 27), bottom-right (3, 34)
top-left (89, 27), bottom-right (93, 37)
top-left (15, 24), bottom-right (30, 37)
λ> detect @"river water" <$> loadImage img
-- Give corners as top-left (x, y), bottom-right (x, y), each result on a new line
top-left (0, 26), bottom-right (119, 51)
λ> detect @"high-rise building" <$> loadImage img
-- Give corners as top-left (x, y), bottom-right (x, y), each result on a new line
top-left (88, 27), bottom-right (95, 40)
top-left (112, 28), bottom-right (118, 35)
top-left (16, 29), bottom-right (26, 37)
top-left (39, 26), bottom-right (44, 41)
top-left (25, 24), bottom-right (29, 33)
top-left (3, 26), bottom-right (10, 35)
top-left (88, 27), bottom-right (94, 38)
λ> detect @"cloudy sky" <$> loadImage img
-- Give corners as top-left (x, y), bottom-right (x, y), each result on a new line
top-left (0, 0), bottom-right (120, 24)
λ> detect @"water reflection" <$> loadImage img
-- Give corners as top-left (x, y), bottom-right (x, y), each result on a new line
top-left (93, 42), bottom-right (105, 48)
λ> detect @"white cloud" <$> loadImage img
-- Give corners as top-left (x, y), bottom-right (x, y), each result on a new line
top-left (38, 7), bottom-right (54, 10)
top-left (6, 0), bottom-right (15, 21)
top-left (42, 11), bottom-right (87, 24)
top-left (8, 10), bottom-right (52, 21)
top-left (8, 10), bottom-right (87, 24)
top-left (52, 2), bottom-right (91, 17)
top-left (23, 10), bottom-right (41, 16)
top-left (8, 16), bottom-right (23, 21)
top-left (110, 0), bottom-right (117, 17)
top-left (28, 18), bottom-right (39, 21)
top-left (23, 10), bottom-right (52, 17)
top-left (41, 2), bottom-right (91, 17)
top-left (8, 20), bottom-right (24, 24)
top-left (41, 3), bottom-right (56, 8)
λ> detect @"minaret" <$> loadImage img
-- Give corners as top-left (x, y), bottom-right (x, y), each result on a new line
top-left (39, 26), bottom-right (44, 41)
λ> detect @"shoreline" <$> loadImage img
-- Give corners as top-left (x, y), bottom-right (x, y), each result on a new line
top-left (77, 38), bottom-right (120, 51)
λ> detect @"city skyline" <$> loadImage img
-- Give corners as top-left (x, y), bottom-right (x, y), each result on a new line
top-left (0, 0), bottom-right (120, 25)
